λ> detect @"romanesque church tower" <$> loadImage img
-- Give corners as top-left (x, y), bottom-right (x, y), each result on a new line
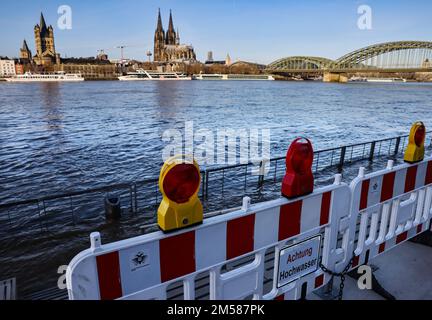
top-left (33, 13), bottom-right (57, 65)
top-left (20, 40), bottom-right (32, 62)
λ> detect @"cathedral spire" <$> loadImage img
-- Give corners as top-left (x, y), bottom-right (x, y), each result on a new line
top-left (156, 8), bottom-right (164, 31)
top-left (154, 8), bottom-right (166, 62)
top-left (168, 10), bottom-right (174, 32)
top-left (176, 28), bottom-right (180, 45)
top-left (166, 9), bottom-right (176, 45)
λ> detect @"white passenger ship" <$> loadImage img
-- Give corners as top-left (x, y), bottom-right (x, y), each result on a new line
top-left (193, 73), bottom-right (275, 81)
top-left (366, 78), bottom-right (407, 83)
top-left (118, 69), bottom-right (192, 81)
top-left (5, 71), bottom-right (84, 82)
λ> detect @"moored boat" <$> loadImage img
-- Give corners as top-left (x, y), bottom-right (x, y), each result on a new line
top-left (193, 73), bottom-right (275, 81)
top-left (348, 76), bottom-right (367, 82)
top-left (5, 71), bottom-right (84, 82)
top-left (366, 77), bottom-right (407, 83)
top-left (118, 69), bottom-right (192, 81)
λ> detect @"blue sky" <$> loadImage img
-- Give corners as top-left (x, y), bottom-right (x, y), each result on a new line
top-left (1, 0), bottom-right (432, 64)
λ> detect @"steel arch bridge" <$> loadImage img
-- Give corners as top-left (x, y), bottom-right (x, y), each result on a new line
top-left (266, 56), bottom-right (334, 72)
top-left (335, 41), bottom-right (432, 69)
top-left (267, 41), bottom-right (432, 73)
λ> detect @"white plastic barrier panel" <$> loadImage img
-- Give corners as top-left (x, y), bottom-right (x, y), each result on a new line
top-left (345, 157), bottom-right (432, 269)
top-left (66, 175), bottom-right (351, 300)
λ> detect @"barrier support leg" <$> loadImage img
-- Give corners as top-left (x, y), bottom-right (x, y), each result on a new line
top-left (314, 277), bottom-right (339, 300)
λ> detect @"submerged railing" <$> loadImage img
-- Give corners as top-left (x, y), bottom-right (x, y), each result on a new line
top-left (0, 133), bottom-right (429, 239)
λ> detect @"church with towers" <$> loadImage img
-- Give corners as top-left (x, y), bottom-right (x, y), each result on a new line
top-left (20, 13), bottom-right (60, 66)
top-left (153, 9), bottom-right (197, 63)
top-left (19, 11), bottom-right (196, 67)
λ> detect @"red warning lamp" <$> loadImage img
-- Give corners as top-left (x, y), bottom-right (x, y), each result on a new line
top-left (282, 138), bottom-right (314, 198)
top-left (162, 163), bottom-right (200, 204)
top-left (404, 121), bottom-right (426, 163)
top-left (414, 124), bottom-right (425, 147)
top-left (158, 155), bottom-right (203, 232)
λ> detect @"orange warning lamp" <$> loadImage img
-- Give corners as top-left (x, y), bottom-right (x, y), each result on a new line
top-left (157, 155), bottom-right (203, 232)
top-left (404, 122), bottom-right (426, 164)
top-left (282, 138), bottom-right (314, 198)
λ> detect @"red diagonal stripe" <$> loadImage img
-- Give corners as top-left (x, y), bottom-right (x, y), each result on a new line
top-left (381, 172), bottom-right (395, 202)
top-left (159, 231), bottom-right (196, 282)
top-left (405, 166), bottom-right (418, 193)
top-left (396, 231), bottom-right (408, 244)
top-left (378, 242), bottom-right (386, 254)
top-left (417, 224), bottom-right (423, 234)
top-left (96, 251), bottom-right (123, 300)
top-left (315, 274), bottom-right (324, 288)
top-left (226, 214), bottom-right (255, 260)
top-left (352, 255), bottom-right (360, 268)
top-left (320, 192), bottom-right (331, 226)
top-left (359, 179), bottom-right (370, 210)
top-left (278, 200), bottom-right (302, 241)
top-left (425, 161), bottom-right (432, 185)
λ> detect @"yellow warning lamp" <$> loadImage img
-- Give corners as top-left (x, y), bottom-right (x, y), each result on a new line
top-left (157, 155), bottom-right (203, 232)
top-left (404, 122), bottom-right (426, 164)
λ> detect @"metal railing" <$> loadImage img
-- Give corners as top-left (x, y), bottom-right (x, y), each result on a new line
top-left (0, 133), bottom-right (428, 240)
top-left (207, 134), bottom-right (408, 184)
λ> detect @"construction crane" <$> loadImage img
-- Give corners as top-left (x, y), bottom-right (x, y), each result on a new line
top-left (116, 45), bottom-right (127, 63)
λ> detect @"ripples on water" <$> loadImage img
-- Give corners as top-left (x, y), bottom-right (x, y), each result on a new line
top-left (1, 80), bottom-right (432, 296)
top-left (2, 81), bottom-right (432, 202)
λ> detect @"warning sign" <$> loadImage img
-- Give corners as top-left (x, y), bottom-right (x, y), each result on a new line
top-left (277, 236), bottom-right (321, 288)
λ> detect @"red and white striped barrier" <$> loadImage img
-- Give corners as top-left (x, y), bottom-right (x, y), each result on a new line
top-left (66, 175), bottom-right (351, 300)
top-left (345, 157), bottom-right (432, 270)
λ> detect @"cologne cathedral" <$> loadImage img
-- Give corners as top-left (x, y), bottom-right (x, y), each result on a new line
top-left (153, 10), bottom-right (197, 63)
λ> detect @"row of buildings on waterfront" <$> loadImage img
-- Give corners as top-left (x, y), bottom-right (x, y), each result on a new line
top-left (0, 11), bottom-right (265, 79)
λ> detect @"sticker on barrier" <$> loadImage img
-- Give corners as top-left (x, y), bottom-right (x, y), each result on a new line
top-left (344, 157), bottom-right (432, 270)
top-left (66, 175), bottom-right (351, 300)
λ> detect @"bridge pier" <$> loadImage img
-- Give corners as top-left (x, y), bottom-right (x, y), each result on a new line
top-left (323, 71), bottom-right (348, 83)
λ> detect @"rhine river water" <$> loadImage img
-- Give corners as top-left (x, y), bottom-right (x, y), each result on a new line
top-left (2, 81), bottom-right (432, 203)
top-left (1, 80), bottom-right (432, 297)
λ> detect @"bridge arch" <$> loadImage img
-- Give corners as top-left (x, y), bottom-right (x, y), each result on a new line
top-left (335, 41), bottom-right (432, 69)
top-left (267, 56), bottom-right (334, 71)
